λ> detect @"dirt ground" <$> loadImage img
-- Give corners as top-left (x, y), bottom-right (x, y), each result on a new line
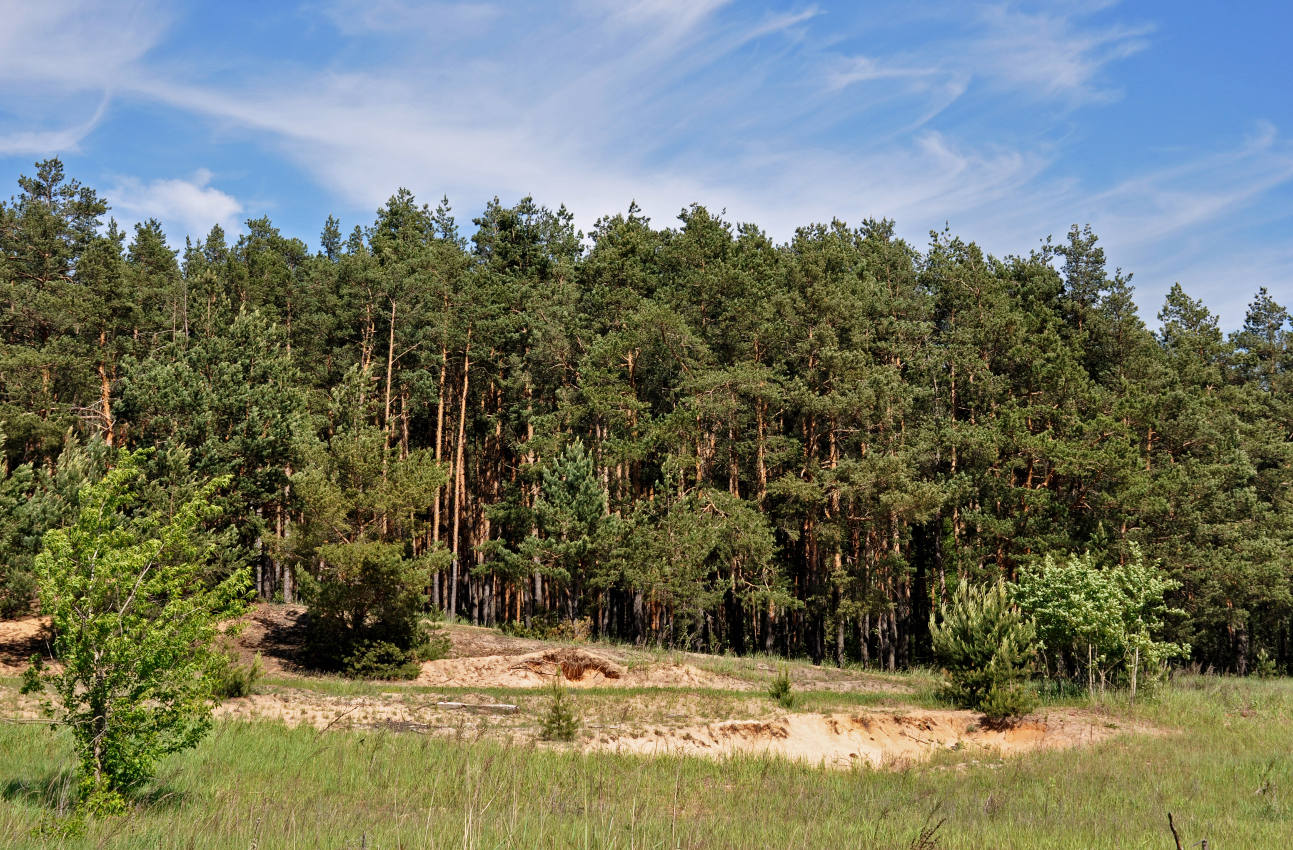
top-left (0, 616), bottom-right (47, 674)
top-left (1, 604), bottom-right (1154, 770)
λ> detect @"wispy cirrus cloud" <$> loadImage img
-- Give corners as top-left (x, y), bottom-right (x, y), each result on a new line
top-left (829, 1), bottom-right (1152, 108)
top-left (0, 0), bottom-right (169, 89)
top-left (0, 96), bottom-right (110, 155)
top-left (313, 0), bottom-right (502, 37)
top-left (827, 56), bottom-right (941, 90)
top-left (970, 2), bottom-right (1152, 102)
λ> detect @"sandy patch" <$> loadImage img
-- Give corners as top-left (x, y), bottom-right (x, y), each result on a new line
top-left (222, 605), bottom-right (310, 675)
top-left (416, 647), bottom-right (753, 691)
top-left (586, 708), bottom-right (1131, 768)
top-left (0, 616), bottom-right (50, 674)
top-left (443, 624), bottom-right (554, 659)
top-left (417, 647), bottom-right (625, 688)
top-left (209, 689), bottom-right (1139, 771)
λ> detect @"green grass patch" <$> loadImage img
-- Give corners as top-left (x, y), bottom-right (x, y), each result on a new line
top-left (0, 675), bottom-right (1289, 848)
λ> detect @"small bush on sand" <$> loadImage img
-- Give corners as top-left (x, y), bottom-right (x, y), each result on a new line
top-left (210, 648), bottom-right (263, 698)
top-left (539, 676), bottom-right (581, 741)
top-left (342, 640), bottom-right (422, 680)
top-left (976, 682), bottom-right (1037, 725)
top-left (768, 666), bottom-right (798, 709)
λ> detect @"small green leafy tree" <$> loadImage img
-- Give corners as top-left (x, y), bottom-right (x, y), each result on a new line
top-left (930, 580), bottom-right (1038, 720)
top-left (1012, 545), bottom-right (1189, 694)
top-left (22, 451), bottom-right (249, 811)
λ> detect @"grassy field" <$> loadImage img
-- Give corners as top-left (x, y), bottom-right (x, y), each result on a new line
top-left (1, 672), bottom-right (1289, 849)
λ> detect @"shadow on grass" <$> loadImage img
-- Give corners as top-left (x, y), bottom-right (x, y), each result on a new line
top-left (3, 772), bottom-right (78, 814)
top-left (2, 773), bottom-right (190, 813)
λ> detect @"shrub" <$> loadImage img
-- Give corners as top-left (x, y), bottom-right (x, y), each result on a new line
top-left (411, 615), bottom-right (452, 662)
top-left (1253, 648), bottom-right (1278, 680)
top-left (334, 615), bottom-right (449, 679)
top-left (930, 580), bottom-right (1038, 719)
top-left (768, 666), bottom-right (798, 709)
top-left (342, 640), bottom-right (422, 680)
top-left (300, 541), bottom-right (438, 673)
top-left (1012, 545), bottom-right (1189, 693)
top-left (977, 682), bottom-right (1037, 724)
top-left (539, 676), bottom-right (581, 741)
top-left (210, 648), bottom-right (263, 698)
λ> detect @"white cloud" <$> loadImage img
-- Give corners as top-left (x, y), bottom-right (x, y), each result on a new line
top-left (109, 169), bottom-right (244, 241)
top-left (580, 0), bottom-right (732, 34)
top-left (828, 56), bottom-right (939, 90)
top-left (0, 96), bottom-right (109, 154)
top-left (0, 0), bottom-right (169, 89)
top-left (829, 2), bottom-right (1152, 106)
top-left (316, 0), bottom-right (501, 36)
top-left (970, 3), bottom-right (1152, 102)
top-left (0, 1), bottom-right (1284, 328)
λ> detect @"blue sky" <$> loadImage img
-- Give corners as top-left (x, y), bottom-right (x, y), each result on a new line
top-left (1, 1), bottom-right (1289, 328)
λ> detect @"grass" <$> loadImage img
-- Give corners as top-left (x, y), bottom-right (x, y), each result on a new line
top-left (0, 673), bottom-right (1289, 848)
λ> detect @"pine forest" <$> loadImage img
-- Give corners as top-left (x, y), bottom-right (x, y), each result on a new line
top-left (2, 158), bottom-right (1290, 676)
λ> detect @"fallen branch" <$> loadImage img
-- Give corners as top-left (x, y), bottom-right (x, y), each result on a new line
top-left (1167, 812), bottom-right (1183, 850)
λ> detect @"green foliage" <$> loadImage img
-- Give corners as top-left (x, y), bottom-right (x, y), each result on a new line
top-left (118, 309), bottom-right (309, 593)
top-left (976, 682), bottom-right (1038, 725)
top-left (2, 160), bottom-right (1291, 672)
top-left (538, 676), bottom-right (581, 742)
top-left (22, 450), bottom-right (249, 807)
top-left (292, 368), bottom-right (449, 674)
top-left (209, 649), bottom-right (263, 699)
top-left (1253, 648), bottom-right (1279, 679)
top-left (1013, 546), bottom-right (1189, 690)
top-left (493, 441), bottom-right (611, 618)
top-left (609, 485), bottom-right (788, 651)
top-left (768, 666), bottom-right (798, 709)
top-left (341, 640), bottom-right (422, 680)
top-left (0, 432), bottom-right (108, 616)
top-left (930, 581), bottom-right (1038, 718)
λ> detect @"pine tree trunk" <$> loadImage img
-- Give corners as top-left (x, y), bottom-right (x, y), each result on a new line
top-left (433, 344), bottom-right (447, 544)
top-left (449, 330), bottom-right (471, 619)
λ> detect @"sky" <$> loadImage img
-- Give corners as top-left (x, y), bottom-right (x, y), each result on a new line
top-left (1, 0), bottom-right (1290, 329)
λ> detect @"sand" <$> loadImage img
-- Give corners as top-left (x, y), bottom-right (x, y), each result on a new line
top-left (586, 708), bottom-right (1129, 768)
top-left (0, 616), bottom-right (48, 674)
top-left (1, 605), bottom-right (1156, 770)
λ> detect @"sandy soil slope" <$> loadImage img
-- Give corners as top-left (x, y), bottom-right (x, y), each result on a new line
top-left (587, 708), bottom-right (1134, 768)
top-left (1, 604), bottom-right (1157, 770)
top-left (0, 616), bottom-right (47, 674)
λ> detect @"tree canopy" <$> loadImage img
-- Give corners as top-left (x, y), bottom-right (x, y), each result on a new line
top-left (2, 158), bottom-right (1290, 675)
